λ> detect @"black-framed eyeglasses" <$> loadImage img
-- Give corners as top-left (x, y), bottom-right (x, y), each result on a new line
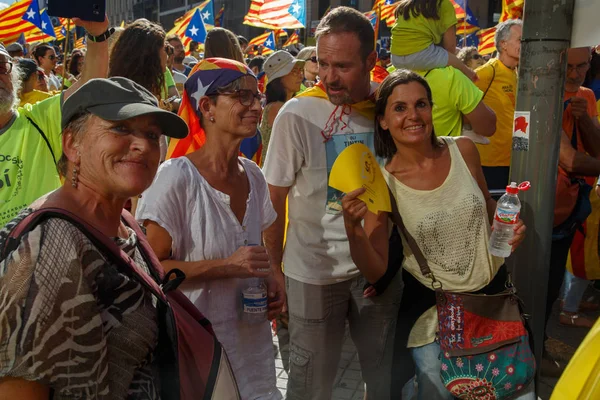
top-left (567, 62), bottom-right (589, 74)
top-left (218, 89), bottom-right (264, 106)
top-left (308, 56), bottom-right (317, 63)
top-left (0, 61), bottom-right (13, 75)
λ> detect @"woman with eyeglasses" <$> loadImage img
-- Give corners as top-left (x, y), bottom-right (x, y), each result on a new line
top-left (17, 58), bottom-right (52, 107)
top-left (260, 51), bottom-right (305, 159)
top-left (296, 46), bottom-right (318, 91)
top-left (32, 44), bottom-right (61, 91)
top-left (136, 58), bottom-right (284, 400)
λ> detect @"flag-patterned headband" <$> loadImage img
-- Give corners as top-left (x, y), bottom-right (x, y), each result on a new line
top-left (184, 57), bottom-right (256, 111)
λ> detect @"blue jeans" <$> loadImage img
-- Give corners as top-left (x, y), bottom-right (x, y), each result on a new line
top-left (561, 269), bottom-right (590, 313)
top-left (405, 341), bottom-right (537, 400)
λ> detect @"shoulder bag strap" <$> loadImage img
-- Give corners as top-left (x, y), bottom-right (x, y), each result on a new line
top-left (4, 208), bottom-right (167, 302)
top-left (387, 187), bottom-right (433, 279)
top-left (26, 117), bottom-right (57, 166)
top-left (482, 64), bottom-right (496, 99)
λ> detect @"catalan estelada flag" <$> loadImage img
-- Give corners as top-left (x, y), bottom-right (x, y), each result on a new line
top-left (477, 26), bottom-right (497, 55)
top-left (167, 0), bottom-right (214, 55)
top-left (166, 58), bottom-right (262, 163)
top-left (451, 0), bottom-right (479, 37)
top-left (0, 0), bottom-right (37, 44)
top-left (243, 0), bottom-right (304, 30)
top-left (283, 30), bottom-right (299, 47)
top-left (500, 0), bottom-right (524, 22)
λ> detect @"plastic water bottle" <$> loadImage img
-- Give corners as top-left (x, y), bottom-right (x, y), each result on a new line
top-left (242, 278), bottom-right (268, 324)
top-left (489, 181), bottom-right (531, 258)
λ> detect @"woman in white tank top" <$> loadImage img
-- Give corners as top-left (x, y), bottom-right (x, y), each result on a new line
top-left (340, 70), bottom-right (532, 400)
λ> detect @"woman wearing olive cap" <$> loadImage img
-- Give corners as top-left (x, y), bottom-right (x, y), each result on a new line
top-left (0, 77), bottom-right (187, 399)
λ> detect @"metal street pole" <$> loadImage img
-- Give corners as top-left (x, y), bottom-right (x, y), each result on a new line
top-left (506, 0), bottom-right (575, 385)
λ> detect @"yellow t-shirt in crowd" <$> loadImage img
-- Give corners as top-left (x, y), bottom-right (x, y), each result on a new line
top-left (0, 95), bottom-right (62, 227)
top-left (475, 59), bottom-right (517, 167)
top-left (418, 67), bottom-right (484, 137)
top-left (19, 89), bottom-right (53, 107)
top-left (390, 0), bottom-right (457, 56)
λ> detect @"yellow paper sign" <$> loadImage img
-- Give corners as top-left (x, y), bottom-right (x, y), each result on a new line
top-left (328, 143), bottom-right (391, 214)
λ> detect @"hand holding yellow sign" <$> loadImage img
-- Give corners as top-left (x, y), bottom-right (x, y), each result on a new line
top-left (329, 143), bottom-right (391, 214)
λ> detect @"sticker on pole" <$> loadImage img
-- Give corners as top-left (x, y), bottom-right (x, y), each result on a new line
top-left (512, 111), bottom-right (530, 151)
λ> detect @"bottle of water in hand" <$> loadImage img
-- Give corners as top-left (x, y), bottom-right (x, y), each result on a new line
top-left (242, 278), bottom-right (268, 323)
top-left (489, 181), bottom-right (531, 258)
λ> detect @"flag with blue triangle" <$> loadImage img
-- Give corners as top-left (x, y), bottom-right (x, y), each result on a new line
top-left (185, 8), bottom-right (208, 43)
top-left (22, 0), bottom-right (42, 30)
top-left (288, 0), bottom-right (306, 27)
top-left (263, 31), bottom-right (276, 50)
top-left (200, 0), bottom-right (215, 26)
top-left (39, 9), bottom-right (56, 37)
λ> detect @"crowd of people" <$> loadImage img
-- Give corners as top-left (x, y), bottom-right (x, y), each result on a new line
top-left (0, 1), bottom-right (599, 399)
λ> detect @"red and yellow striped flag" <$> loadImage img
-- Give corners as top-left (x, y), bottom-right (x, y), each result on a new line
top-left (0, 0), bottom-right (37, 44)
top-left (283, 30), bottom-right (299, 47)
top-left (167, 0), bottom-right (213, 55)
top-left (500, 0), bottom-right (524, 22)
top-left (243, 0), bottom-right (303, 30)
top-left (477, 26), bottom-right (497, 55)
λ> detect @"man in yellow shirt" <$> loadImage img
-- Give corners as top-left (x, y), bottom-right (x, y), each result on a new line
top-left (475, 19), bottom-right (522, 190)
top-left (0, 18), bottom-right (110, 227)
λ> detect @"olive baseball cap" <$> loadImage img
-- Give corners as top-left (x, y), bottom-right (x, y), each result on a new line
top-left (62, 77), bottom-right (188, 139)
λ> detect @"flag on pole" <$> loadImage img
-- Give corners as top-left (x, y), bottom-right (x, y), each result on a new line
top-left (215, 5), bottom-right (225, 27)
top-left (500, 0), bottom-right (524, 22)
top-left (25, 8), bottom-right (57, 43)
top-left (477, 26), bottom-right (497, 55)
top-left (283, 29), bottom-right (299, 46)
top-left (185, 8), bottom-right (208, 44)
top-left (120, 20), bottom-right (125, 28)
top-left (448, 0), bottom-right (466, 19)
top-left (167, 0), bottom-right (214, 55)
top-left (364, 10), bottom-right (378, 29)
top-left (244, 0), bottom-right (304, 30)
top-left (287, 0), bottom-right (306, 27)
top-left (0, 0), bottom-right (37, 43)
top-left (453, 0), bottom-right (480, 36)
top-left (373, 0), bottom-right (397, 20)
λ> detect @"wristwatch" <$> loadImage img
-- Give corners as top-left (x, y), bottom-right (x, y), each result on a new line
top-left (86, 27), bottom-right (115, 43)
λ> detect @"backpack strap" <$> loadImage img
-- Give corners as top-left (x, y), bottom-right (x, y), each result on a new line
top-left (26, 117), bottom-right (57, 166)
top-left (3, 208), bottom-right (169, 302)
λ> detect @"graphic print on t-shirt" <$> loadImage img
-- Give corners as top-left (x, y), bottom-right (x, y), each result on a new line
top-left (325, 132), bottom-right (374, 214)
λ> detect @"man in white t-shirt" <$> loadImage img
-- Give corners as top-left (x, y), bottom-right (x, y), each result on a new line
top-left (262, 7), bottom-right (402, 400)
